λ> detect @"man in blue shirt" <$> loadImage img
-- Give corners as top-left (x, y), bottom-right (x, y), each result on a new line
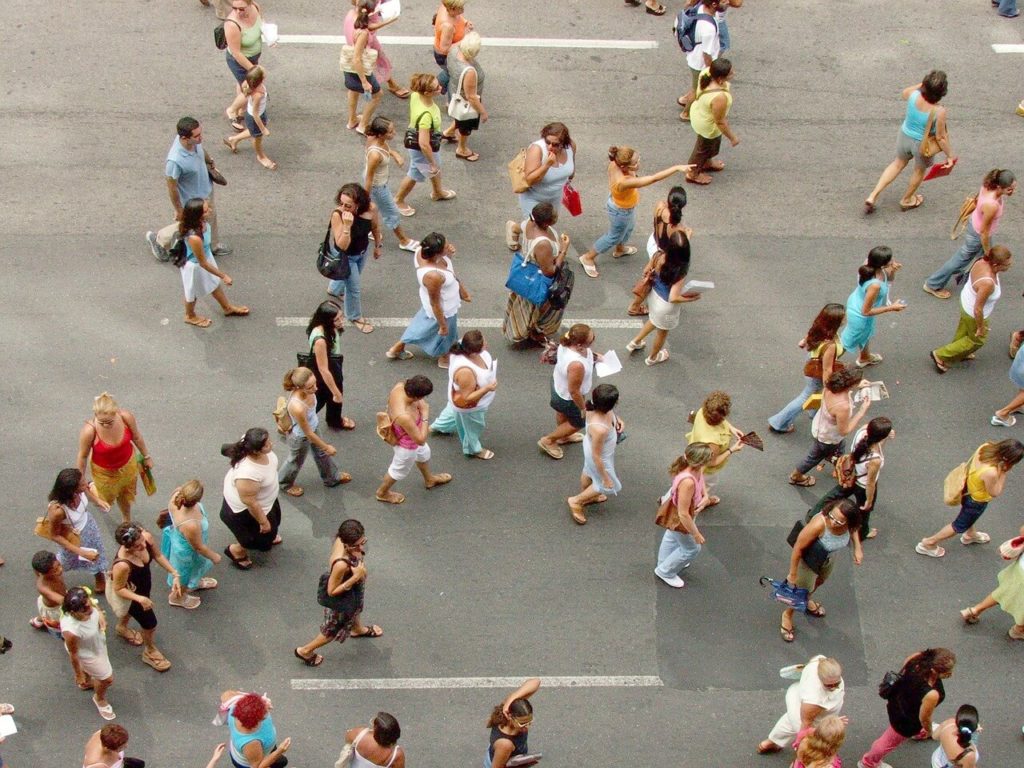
top-left (146, 116), bottom-right (231, 259)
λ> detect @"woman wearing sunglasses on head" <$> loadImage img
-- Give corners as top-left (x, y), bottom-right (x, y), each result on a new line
top-left (484, 678), bottom-right (541, 768)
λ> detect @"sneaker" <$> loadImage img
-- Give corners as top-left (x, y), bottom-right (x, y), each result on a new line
top-left (146, 231), bottom-right (169, 262)
top-left (168, 593), bottom-right (201, 610)
top-left (991, 413), bottom-right (1016, 427)
top-left (212, 243), bottom-right (233, 257)
top-left (654, 569), bottom-right (684, 588)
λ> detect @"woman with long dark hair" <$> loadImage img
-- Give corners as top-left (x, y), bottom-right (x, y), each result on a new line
top-left (839, 246), bottom-right (905, 367)
top-left (219, 428), bottom-right (281, 570)
top-left (858, 648), bottom-right (956, 768)
top-left (484, 679), bottom-right (541, 768)
top-left (864, 70), bottom-right (955, 213)
top-left (568, 384), bottom-right (623, 524)
top-left (178, 197), bottom-right (249, 328)
top-left (430, 330), bottom-right (498, 459)
top-left (767, 303), bottom-right (845, 435)
top-left (305, 302), bottom-right (354, 431)
top-left (326, 183), bottom-right (383, 334)
top-left (625, 232), bottom-right (700, 365)
top-left (45, 468), bottom-right (111, 592)
top-left (338, 712), bottom-right (405, 768)
top-left (627, 185), bottom-right (691, 316)
top-left (343, 0), bottom-right (383, 135)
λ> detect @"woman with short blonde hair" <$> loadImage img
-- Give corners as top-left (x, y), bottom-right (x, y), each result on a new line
top-left (76, 393), bottom-right (153, 523)
top-left (161, 480), bottom-right (222, 610)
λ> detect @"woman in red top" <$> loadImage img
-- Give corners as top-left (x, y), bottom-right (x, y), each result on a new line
top-left (76, 393), bottom-right (154, 523)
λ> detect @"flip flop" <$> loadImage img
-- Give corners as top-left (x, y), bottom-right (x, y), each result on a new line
top-left (568, 498), bottom-right (587, 525)
top-left (116, 627), bottom-right (143, 646)
top-left (780, 624), bottom-right (795, 643)
top-left (456, 151), bottom-right (480, 162)
top-left (295, 648), bottom-right (324, 666)
top-left (679, 112), bottom-right (691, 122)
top-left (685, 173), bottom-right (712, 185)
top-left (788, 475), bottom-right (816, 487)
top-left (627, 306), bottom-right (649, 316)
top-left (285, 486), bottom-right (304, 497)
top-left (439, 133), bottom-right (458, 144)
top-left (578, 256), bottom-right (599, 278)
top-left (388, 86), bottom-right (411, 99)
top-left (863, 200), bottom-right (875, 215)
top-left (472, 449), bottom-right (495, 460)
top-left (223, 545), bottom-right (253, 570)
top-left (757, 741), bottom-right (783, 755)
top-left (376, 492), bottom-right (405, 504)
top-left (223, 306), bottom-right (250, 317)
top-left (222, 137), bottom-right (238, 154)
top-left (142, 651), bottom-right (172, 672)
top-left (705, 495), bottom-right (721, 507)
top-left (386, 349), bottom-right (414, 360)
top-left (352, 624), bottom-right (384, 638)
top-left (557, 432), bottom-right (584, 444)
top-left (705, 160), bottom-right (725, 172)
top-left (431, 190), bottom-right (457, 201)
top-left (426, 473), bottom-right (453, 489)
top-left (397, 205), bottom-right (416, 217)
top-left (806, 602), bottom-right (826, 618)
top-left (592, 494), bottom-right (609, 504)
top-left (960, 607), bottom-right (980, 625)
top-left (899, 194), bottom-right (924, 211)
top-left (184, 316), bottom-right (212, 328)
top-left (931, 351), bottom-right (949, 374)
top-left (326, 472), bottom-right (353, 486)
top-left (612, 246), bottom-right (638, 258)
top-left (352, 318), bottom-right (375, 334)
top-left (0, 704), bottom-right (13, 716)
top-left (537, 439), bottom-right (564, 460)
top-left (340, 416), bottom-right (356, 430)
top-left (93, 696), bottom-right (117, 721)
top-left (645, 2), bottom-right (666, 14)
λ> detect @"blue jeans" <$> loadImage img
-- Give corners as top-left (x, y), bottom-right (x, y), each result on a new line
top-left (371, 184), bottom-right (401, 231)
top-left (592, 198), bottom-right (636, 255)
top-left (768, 376), bottom-right (821, 432)
top-left (951, 494), bottom-right (989, 534)
top-left (997, 0), bottom-right (1018, 16)
top-left (718, 17), bottom-right (731, 51)
top-left (655, 529), bottom-right (702, 578)
top-left (278, 424), bottom-right (341, 488)
top-left (926, 220), bottom-right (983, 291)
top-left (328, 252), bottom-right (367, 320)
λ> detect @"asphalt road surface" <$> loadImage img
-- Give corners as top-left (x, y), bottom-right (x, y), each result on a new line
top-left (1, 0), bottom-right (1023, 766)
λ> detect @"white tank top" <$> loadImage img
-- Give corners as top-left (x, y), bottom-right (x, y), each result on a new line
top-left (352, 728), bottom-right (400, 768)
top-left (246, 86), bottom-right (267, 117)
top-left (449, 350), bottom-right (497, 412)
top-left (63, 495), bottom-right (90, 533)
top-left (520, 219), bottom-right (558, 269)
top-left (960, 272), bottom-right (1001, 318)
top-left (554, 344), bottom-right (594, 401)
top-left (416, 253), bottom-right (461, 318)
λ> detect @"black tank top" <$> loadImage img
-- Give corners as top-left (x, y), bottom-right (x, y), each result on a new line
top-left (115, 541), bottom-right (155, 598)
top-left (887, 673), bottom-right (945, 737)
top-left (488, 727), bottom-right (528, 760)
top-left (337, 215), bottom-right (372, 256)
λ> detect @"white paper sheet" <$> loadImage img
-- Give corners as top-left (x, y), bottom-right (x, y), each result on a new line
top-left (0, 715), bottom-right (17, 738)
top-left (378, 0), bottom-right (401, 20)
top-left (682, 279), bottom-right (715, 294)
top-left (595, 350), bottom-right (622, 378)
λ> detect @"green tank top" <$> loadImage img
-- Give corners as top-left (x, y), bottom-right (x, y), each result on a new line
top-left (238, 14), bottom-right (263, 58)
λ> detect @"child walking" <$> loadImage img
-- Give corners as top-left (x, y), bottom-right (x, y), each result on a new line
top-left (224, 65), bottom-right (276, 170)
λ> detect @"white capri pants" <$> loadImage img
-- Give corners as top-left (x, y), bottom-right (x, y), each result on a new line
top-left (387, 443), bottom-right (431, 480)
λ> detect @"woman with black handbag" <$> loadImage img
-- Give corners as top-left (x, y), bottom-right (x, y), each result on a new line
top-left (303, 302), bottom-right (355, 431)
top-left (294, 519), bottom-right (381, 667)
top-left (779, 498), bottom-right (862, 643)
top-left (394, 74), bottom-right (457, 214)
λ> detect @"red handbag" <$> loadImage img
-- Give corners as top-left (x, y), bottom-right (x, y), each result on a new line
top-left (562, 183), bottom-right (582, 217)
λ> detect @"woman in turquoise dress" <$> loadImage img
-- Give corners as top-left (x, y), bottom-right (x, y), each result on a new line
top-left (161, 480), bottom-right (221, 610)
top-left (839, 246), bottom-right (906, 367)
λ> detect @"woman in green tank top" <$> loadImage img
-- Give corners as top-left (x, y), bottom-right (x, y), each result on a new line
top-left (223, 0), bottom-right (264, 127)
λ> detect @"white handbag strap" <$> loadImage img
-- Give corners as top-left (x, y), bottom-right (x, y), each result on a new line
top-left (453, 64), bottom-right (471, 98)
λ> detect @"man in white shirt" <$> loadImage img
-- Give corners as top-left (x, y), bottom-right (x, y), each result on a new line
top-left (678, 0), bottom-right (722, 122)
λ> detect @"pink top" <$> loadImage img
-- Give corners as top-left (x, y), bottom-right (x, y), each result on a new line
top-left (344, 9), bottom-right (391, 82)
top-left (971, 186), bottom-right (1004, 233)
top-left (393, 413), bottom-right (423, 450)
top-left (670, 468), bottom-right (706, 513)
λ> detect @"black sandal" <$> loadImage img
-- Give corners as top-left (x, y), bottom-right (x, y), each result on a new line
top-left (645, 2), bottom-right (666, 14)
top-left (294, 648), bottom-right (324, 666)
top-left (223, 545), bottom-right (253, 570)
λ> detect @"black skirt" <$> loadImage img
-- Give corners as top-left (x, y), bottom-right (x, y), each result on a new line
top-left (220, 497), bottom-right (281, 552)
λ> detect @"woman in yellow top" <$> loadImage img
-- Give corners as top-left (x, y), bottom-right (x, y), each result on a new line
top-left (577, 146), bottom-right (691, 278)
top-left (917, 439), bottom-right (1024, 558)
top-left (687, 58), bottom-right (738, 185)
top-left (394, 74), bottom-right (456, 214)
top-left (685, 390), bottom-right (745, 506)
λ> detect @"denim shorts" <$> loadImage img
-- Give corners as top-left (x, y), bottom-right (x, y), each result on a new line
top-left (407, 148), bottom-right (439, 182)
top-left (371, 184), bottom-right (401, 230)
top-left (951, 494), bottom-right (988, 533)
top-left (244, 111), bottom-right (267, 137)
top-left (549, 383), bottom-right (585, 429)
top-left (344, 71), bottom-right (380, 94)
top-left (226, 50), bottom-right (260, 83)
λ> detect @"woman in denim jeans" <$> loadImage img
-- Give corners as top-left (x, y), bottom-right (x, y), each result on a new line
top-left (364, 118), bottom-right (420, 253)
top-left (327, 183), bottom-right (383, 334)
top-left (768, 303), bottom-right (845, 435)
top-left (577, 146), bottom-right (691, 278)
top-left (916, 439), bottom-right (1023, 558)
top-left (278, 367), bottom-right (352, 497)
top-left (654, 443), bottom-right (714, 588)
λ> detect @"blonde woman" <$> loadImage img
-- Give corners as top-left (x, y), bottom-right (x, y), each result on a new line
top-left (223, 65), bottom-right (275, 170)
top-left (394, 74), bottom-right (456, 213)
top-left (278, 367), bottom-right (352, 497)
top-left (577, 147), bottom-right (691, 278)
top-left (654, 443), bottom-right (714, 587)
top-left (442, 32), bottom-right (487, 161)
top-left (432, 0), bottom-right (472, 94)
top-left (160, 481), bottom-right (222, 609)
top-left (791, 714), bottom-right (846, 768)
top-left (76, 393), bottom-right (153, 523)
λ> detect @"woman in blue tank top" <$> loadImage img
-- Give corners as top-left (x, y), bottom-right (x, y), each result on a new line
top-left (484, 679), bottom-right (541, 768)
top-left (864, 70), bottom-right (956, 214)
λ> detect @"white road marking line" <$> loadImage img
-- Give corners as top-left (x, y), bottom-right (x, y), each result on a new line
top-left (992, 44), bottom-right (1024, 53)
top-left (292, 675), bottom-right (663, 691)
top-left (277, 34), bottom-right (657, 50)
top-left (276, 317), bottom-right (644, 329)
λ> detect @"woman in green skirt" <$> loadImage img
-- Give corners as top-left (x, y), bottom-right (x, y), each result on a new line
top-left (960, 523), bottom-right (1024, 640)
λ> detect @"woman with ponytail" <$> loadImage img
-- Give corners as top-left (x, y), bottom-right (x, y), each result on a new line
top-left (859, 648), bottom-right (955, 768)
top-left (655, 443), bottom-right (714, 588)
top-left (219, 428), bottom-right (280, 570)
top-left (278, 367), bottom-right (351, 497)
top-left (838, 245), bottom-right (905, 367)
top-left (686, 58), bottom-right (738, 185)
top-left (931, 705), bottom-right (979, 768)
top-left (430, 330), bottom-right (498, 459)
top-left (627, 185), bottom-right (691, 316)
top-left (484, 679), bottom-right (541, 768)
top-left (161, 480), bottom-right (221, 609)
top-left (343, 0), bottom-right (384, 134)
top-left (577, 147), bottom-right (691, 278)
top-left (567, 383), bottom-right (623, 524)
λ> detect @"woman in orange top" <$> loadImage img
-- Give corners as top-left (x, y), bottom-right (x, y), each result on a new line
top-left (578, 147), bottom-right (691, 278)
top-left (433, 0), bottom-right (471, 96)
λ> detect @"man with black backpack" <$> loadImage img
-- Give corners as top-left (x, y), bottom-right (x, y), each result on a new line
top-left (676, 0), bottom-right (722, 122)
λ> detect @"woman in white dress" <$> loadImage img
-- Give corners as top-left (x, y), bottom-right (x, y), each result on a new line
top-left (178, 198), bottom-right (249, 328)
